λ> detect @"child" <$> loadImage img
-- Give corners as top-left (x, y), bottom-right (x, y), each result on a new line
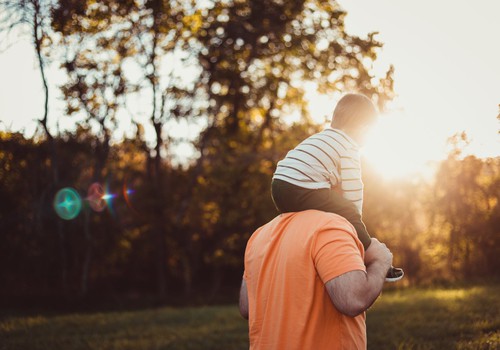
top-left (271, 93), bottom-right (404, 282)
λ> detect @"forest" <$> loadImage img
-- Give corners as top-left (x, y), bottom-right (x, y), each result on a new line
top-left (0, 0), bottom-right (499, 303)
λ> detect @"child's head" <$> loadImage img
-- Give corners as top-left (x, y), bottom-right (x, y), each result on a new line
top-left (330, 93), bottom-right (378, 145)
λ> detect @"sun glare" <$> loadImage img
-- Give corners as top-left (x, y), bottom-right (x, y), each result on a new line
top-left (361, 111), bottom-right (441, 180)
top-left (306, 89), bottom-right (442, 180)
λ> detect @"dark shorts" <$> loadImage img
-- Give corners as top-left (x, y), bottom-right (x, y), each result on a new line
top-left (271, 178), bottom-right (371, 249)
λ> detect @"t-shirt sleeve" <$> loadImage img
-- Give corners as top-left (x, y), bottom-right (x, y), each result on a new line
top-left (313, 223), bottom-right (366, 284)
top-left (243, 244), bottom-right (250, 282)
top-left (242, 229), bottom-right (259, 282)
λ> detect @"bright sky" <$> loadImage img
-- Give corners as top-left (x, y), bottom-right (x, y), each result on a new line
top-left (316, 0), bottom-right (500, 178)
top-left (1, 0), bottom-right (499, 178)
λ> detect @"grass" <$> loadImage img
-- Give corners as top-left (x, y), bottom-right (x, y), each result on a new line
top-left (1, 284), bottom-right (499, 350)
top-left (366, 284), bottom-right (500, 349)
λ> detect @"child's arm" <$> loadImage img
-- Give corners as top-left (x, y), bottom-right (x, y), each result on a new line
top-left (329, 189), bottom-right (372, 250)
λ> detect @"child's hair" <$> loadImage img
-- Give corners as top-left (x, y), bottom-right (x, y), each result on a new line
top-left (330, 93), bottom-right (378, 130)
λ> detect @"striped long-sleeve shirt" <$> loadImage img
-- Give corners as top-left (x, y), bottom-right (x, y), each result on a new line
top-left (272, 127), bottom-right (364, 214)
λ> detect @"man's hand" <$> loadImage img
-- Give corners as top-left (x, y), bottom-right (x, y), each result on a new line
top-left (364, 238), bottom-right (393, 270)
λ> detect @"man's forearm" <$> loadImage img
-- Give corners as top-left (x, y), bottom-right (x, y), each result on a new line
top-left (326, 259), bottom-right (388, 317)
top-left (362, 260), bottom-right (388, 310)
top-left (326, 237), bottom-right (392, 317)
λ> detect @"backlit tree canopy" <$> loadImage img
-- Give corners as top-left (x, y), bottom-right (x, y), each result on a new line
top-left (2, 0), bottom-right (495, 301)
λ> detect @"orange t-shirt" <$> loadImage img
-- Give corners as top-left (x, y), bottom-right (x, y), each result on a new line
top-left (243, 210), bottom-right (367, 350)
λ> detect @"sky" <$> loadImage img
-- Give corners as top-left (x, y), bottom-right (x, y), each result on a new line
top-left (0, 0), bottom-right (499, 178)
top-left (325, 0), bottom-right (499, 177)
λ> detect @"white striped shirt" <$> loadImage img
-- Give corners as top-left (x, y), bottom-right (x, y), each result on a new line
top-left (273, 127), bottom-right (364, 214)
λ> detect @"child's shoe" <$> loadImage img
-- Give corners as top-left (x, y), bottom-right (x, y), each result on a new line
top-left (385, 266), bottom-right (404, 282)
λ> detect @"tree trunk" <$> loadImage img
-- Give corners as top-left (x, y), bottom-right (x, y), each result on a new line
top-left (153, 125), bottom-right (167, 298)
top-left (80, 207), bottom-right (92, 297)
top-left (448, 228), bottom-right (457, 276)
top-left (148, 21), bottom-right (168, 295)
top-left (463, 235), bottom-right (471, 279)
top-left (33, 8), bottom-right (68, 295)
top-left (181, 253), bottom-right (192, 299)
top-left (209, 265), bottom-right (222, 302)
top-left (57, 220), bottom-right (68, 294)
top-left (80, 138), bottom-right (109, 297)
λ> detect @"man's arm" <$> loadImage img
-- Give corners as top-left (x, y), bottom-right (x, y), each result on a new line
top-left (324, 238), bottom-right (392, 317)
top-left (239, 279), bottom-right (249, 320)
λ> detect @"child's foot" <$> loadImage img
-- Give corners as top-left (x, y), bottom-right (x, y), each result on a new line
top-left (385, 266), bottom-right (404, 282)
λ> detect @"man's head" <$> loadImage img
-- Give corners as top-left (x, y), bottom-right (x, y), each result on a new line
top-left (330, 93), bottom-right (378, 145)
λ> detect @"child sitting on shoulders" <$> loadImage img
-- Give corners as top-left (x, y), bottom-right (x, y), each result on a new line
top-left (271, 93), bottom-right (404, 281)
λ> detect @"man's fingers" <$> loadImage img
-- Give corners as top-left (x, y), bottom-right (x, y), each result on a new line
top-left (365, 237), bottom-right (394, 268)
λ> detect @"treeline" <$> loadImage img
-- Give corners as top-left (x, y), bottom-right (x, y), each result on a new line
top-left (362, 139), bottom-right (500, 285)
top-left (1, 129), bottom-right (499, 301)
top-left (0, 0), bottom-right (393, 299)
top-left (0, 0), bottom-right (498, 301)
top-left (0, 122), bottom-right (313, 299)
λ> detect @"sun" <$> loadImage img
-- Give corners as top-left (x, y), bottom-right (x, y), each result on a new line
top-left (305, 88), bottom-right (442, 180)
top-left (361, 110), bottom-right (440, 179)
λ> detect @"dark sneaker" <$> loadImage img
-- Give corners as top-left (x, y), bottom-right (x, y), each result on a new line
top-left (385, 267), bottom-right (404, 282)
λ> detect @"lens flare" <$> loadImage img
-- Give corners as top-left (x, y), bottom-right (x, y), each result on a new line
top-left (123, 178), bottom-right (139, 214)
top-left (103, 193), bottom-right (117, 201)
top-left (103, 181), bottom-right (117, 215)
top-left (87, 182), bottom-right (107, 212)
top-left (54, 188), bottom-right (82, 220)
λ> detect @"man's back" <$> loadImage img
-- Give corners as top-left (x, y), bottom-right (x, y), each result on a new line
top-left (243, 210), bottom-right (367, 350)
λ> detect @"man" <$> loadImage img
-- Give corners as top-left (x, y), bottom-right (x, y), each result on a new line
top-left (239, 210), bottom-right (393, 349)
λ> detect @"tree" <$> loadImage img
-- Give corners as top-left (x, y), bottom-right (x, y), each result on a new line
top-left (53, 0), bottom-right (135, 296)
top-left (0, 0), bottom-right (56, 138)
top-left (130, 0), bottom-right (201, 297)
top-left (0, 0), bottom-right (72, 292)
top-left (197, 0), bottom-right (394, 139)
top-left (362, 164), bottom-right (426, 285)
top-left (52, 0), bottom-right (204, 297)
top-left (182, 0), bottom-right (396, 291)
top-left (4, 0), bottom-right (436, 299)
top-left (432, 133), bottom-right (500, 280)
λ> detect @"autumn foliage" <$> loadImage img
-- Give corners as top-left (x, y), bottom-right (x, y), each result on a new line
top-left (0, 0), bottom-right (498, 301)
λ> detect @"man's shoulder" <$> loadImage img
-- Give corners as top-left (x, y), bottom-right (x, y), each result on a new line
top-left (262, 210), bottom-right (356, 236)
top-left (247, 211), bottom-right (357, 248)
top-left (289, 210), bottom-right (355, 228)
top-left (290, 211), bottom-right (361, 251)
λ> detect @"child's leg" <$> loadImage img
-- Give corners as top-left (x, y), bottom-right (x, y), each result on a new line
top-left (325, 189), bottom-right (372, 250)
top-left (271, 179), bottom-right (314, 213)
top-left (271, 179), bottom-right (371, 250)
top-left (302, 188), bottom-right (403, 281)
top-left (306, 188), bottom-right (372, 250)
top-left (272, 179), bottom-right (403, 281)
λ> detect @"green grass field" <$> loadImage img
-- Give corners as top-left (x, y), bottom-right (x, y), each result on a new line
top-left (1, 284), bottom-right (499, 350)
